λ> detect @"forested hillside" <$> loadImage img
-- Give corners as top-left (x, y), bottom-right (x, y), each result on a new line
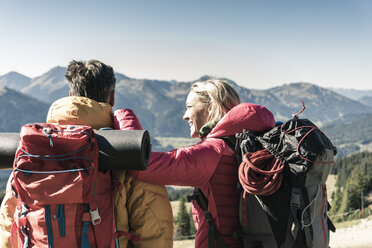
top-left (330, 151), bottom-right (372, 220)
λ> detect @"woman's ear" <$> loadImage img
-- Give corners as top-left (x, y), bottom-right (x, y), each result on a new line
top-left (109, 90), bottom-right (115, 107)
top-left (202, 103), bottom-right (212, 125)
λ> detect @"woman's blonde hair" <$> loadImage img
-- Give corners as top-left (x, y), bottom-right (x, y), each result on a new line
top-left (190, 79), bottom-right (240, 126)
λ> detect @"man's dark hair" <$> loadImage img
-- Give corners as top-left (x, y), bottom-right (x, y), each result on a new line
top-left (65, 59), bottom-right (116, 103)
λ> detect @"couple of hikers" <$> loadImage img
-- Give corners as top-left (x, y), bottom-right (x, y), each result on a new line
top-left (0, 59), bottom-right (275, 248)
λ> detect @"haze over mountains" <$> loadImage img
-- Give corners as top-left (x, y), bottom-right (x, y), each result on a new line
top-left (0, 86), bottom-right (49, 132)
top-left (1, 67), bottom-right (372, 157)
top-left (330, 88), bottom-right (372, 101)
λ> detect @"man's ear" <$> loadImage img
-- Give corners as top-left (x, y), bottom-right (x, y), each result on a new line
top-left (109, 90), bottom-right (115, 107)
top-left (69, 90), bottom-right (72, 96)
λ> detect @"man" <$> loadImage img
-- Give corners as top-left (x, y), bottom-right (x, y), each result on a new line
top-left (0, 59), bottom-right (173, 247)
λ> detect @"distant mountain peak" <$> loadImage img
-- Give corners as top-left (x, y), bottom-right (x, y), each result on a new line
top-left (21, 66), bottom-right (68, 102)
top-left (193, 75), bottom-right (238, 86)
top-left (2, 71), bottom-right (30, 79)
top-left (0, 86), bottom-right (50, 132)
top-left (0, 71), bottom-right (30, 80)
top-left (274, 82), bottom-right (338, 96)
top-left (115, 73), bottom-right (130, 81)
top-left (0, 72), bottom-right (31, 91)
top-left (329, 87), bottom-right (372, 101)
top-left (45, 66), bottom-right (67, 75)
top-left (283, 82), bottom-right (317, 88)
top-left (195, 75), bottom-right (214, 82)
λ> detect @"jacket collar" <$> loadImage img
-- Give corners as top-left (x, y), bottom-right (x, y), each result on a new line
top-left (207, 103), bottom-right (275, 138)
top-left (46, 96), bottom-right (113, 129)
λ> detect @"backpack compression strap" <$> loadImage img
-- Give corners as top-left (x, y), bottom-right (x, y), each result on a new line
top-left (187, 188), bottom-right (227, 248)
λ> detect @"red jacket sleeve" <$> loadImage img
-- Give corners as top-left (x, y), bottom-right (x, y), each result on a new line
top-left (129, 138), bottom-right (228, 188)
top-left (113, 109), bottom-right (143, 130)
top-left (114, 109), bottom-right (229, 187)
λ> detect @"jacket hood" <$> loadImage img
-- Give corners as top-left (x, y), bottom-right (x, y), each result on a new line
top-left (207, 103), bottom-right (275, 138)
top-left (46, 96), bottom-right (113, 129)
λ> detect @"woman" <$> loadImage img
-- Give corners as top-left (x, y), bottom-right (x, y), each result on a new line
top-left (114, 79), bottom-right (275, 247)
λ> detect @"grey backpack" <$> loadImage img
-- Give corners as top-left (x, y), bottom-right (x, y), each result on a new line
top-left (225, 115), bottom-right (337, 248)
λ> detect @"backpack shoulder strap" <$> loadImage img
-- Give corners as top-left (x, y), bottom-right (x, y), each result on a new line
top-left (218, 130), bottom-right (264, 165)
top-left (218, 136), bottom-right (243, 165)
top-left (219, 136), bottom-right (236, 151)
top-left (188, 188), bottom-right (227, 248)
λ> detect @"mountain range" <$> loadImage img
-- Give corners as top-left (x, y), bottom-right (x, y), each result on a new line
top-left (330, 87), bottom-right (372, 101)
top-left (1, 67), bottom-right (372, 157)
top-left (0, 86), bottom-right (49, 132)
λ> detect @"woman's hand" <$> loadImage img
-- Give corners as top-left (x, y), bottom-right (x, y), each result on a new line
top-left (113, 109), bottom-right (143, 130)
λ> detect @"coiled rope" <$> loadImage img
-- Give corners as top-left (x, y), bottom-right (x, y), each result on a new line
top-left (238, 149), bottom-right (284, 196)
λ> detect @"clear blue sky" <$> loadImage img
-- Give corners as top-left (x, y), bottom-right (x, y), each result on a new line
top-left (0, 0), bottom-right (371, 89)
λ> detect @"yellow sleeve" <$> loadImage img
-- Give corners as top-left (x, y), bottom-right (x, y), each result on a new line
top-left (112, 170), bottom-right (129, 248)
top-left (126, 174), bottom-right (174, 248)
top-left (0, 173), bottom-right (17, 248)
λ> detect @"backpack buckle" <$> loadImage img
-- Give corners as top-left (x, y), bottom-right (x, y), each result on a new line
top-left (90, 209), bottom-right (101, 225)
top-left (290, 188), bottom-right (301, 209)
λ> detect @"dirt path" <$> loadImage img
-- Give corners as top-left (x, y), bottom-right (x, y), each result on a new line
top-left (330, 217), bottom-right (372, 248)
top-left (174, 218), bottom-right (372, 248)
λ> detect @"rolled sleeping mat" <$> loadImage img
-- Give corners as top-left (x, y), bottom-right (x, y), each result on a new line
top-left (95, 130), bottom-right (151, 171)
top-left (0, 130), bottom-right (151, 170)
top-left (0, 133), bottom-right (18, 170)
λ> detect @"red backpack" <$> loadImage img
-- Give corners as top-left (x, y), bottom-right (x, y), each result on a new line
top-left (11, 123), bottom-right (116, 248)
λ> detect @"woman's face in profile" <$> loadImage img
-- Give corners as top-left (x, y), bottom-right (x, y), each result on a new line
top-left (183, 91), bottom-right (208, 138)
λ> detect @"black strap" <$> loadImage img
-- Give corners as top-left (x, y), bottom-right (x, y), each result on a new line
top-left (302, 187), bottom-right (314, 248)
top-left (290, 187), bottom-right (314, 247)
top-left (220, 136), bottom-right (236, 151)
top-left (188, 188), bottom-right (227, 248)
top-left (327, 201), bottom-right (336, 232)
top-left (327, 218), bottom-right (336, 233)
top-left (289, 187), bottom-right (301, 241)
top-left (219, 131), bottom-right (263, 166)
